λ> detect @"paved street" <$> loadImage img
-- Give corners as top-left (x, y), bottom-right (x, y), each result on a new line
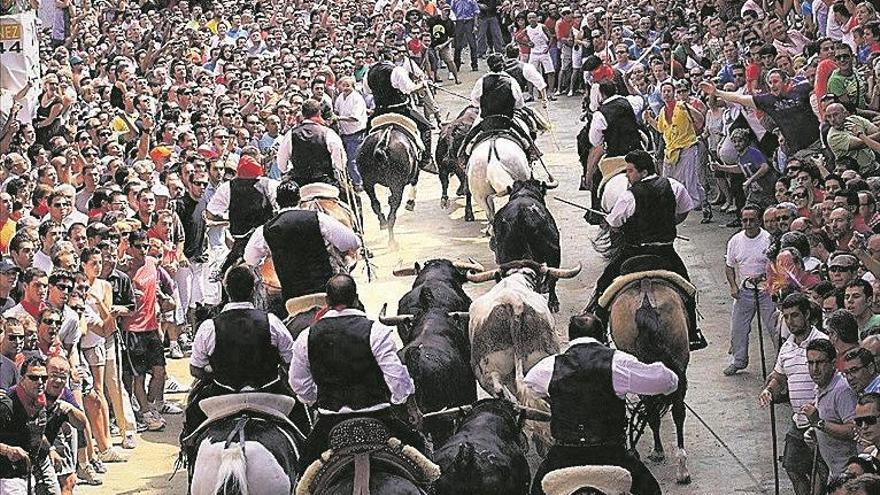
top-left (82, 69), bottom-right (792, 495)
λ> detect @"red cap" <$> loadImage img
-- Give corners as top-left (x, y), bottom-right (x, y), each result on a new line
top-left (237, 155), bottom-right (263, 179)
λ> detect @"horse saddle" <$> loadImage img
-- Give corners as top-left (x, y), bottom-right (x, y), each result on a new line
top-left (465, 117), bottom-right (535, 159)
top-left (542, 465), bottom-right (633, 495)
top-left (296, 418), bottom-right (440, 495)
top-left (183, 392), bottom-right (302, 445)
top-left (371, 114), bottom-right (425, 152)
top-left (286, 293), bottom-right (327, 318)
top-left (300, 183), bottom-right (341, 202)
top-left (598, 255), bottom-right (696, 309)
top-left (597, 156), bottom-right (628, 194)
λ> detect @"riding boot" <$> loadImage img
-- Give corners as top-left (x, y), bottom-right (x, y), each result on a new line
top-left (418, 126), bottom-right (438, 174)
top-left (583, 168), bottom-right (605, 225)
top-left (684, 296), bottom-right (708, 351)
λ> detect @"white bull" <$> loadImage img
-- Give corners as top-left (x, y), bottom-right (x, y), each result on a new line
top-left (464, 260), bottom-right (581, 454)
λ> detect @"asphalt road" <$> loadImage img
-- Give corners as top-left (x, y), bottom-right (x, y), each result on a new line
top-left (81, 68), bottom-right (793, 495)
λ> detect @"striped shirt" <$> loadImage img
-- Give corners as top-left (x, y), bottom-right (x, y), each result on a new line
top-left (775, 327), bottom-right (828, 426)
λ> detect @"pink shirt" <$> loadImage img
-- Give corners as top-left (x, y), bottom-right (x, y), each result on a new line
top-left (124, 257), bottom-right (159, 332)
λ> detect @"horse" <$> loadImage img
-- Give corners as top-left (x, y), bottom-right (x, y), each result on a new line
top-left (296, 417), bottom-right (439, 495)
top-left (465, 134), bottom-right (532, 233)
top-left (589, 261), bottom-right (692, 485)
top-left (436, 106), bottom-right (478, 209)
top-left (188, 394), bottom-right (304, 495)
top-left (357, 116), bottom-right (422, 249)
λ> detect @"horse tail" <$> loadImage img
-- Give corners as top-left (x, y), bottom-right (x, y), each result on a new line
top-left (213, 444), bottom-right (249, 495)
top-left (634, 294), bottom-right (680, 377)
top-left (373, 128), bottom-right (391, 165)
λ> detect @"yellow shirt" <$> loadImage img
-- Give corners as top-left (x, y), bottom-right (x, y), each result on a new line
top-left (657, 102), bottom-right (698, 165)
top-left (0, 219), bottom-right (15, 254)
top-left (205, 18), bottom-right (220, 34)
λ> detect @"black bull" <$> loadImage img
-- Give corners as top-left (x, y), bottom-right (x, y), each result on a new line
top-left (433, 399), bottom-right (533, 495)
top-left (490, 179), bottom-right (562, 312)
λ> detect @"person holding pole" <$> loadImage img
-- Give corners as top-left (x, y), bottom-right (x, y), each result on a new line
top-left (758, 293), bottom-right (829, 495)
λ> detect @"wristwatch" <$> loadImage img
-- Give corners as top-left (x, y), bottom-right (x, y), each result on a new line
top-left (816, 419), bottom-right (826, 432)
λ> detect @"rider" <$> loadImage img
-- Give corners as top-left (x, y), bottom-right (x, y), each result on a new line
top-left (587, 150), bottom-right (709, 351)
top-left (366, 49), bottom-right (436, 173)
top-left (206, 154), bottom-right (277, 273)
top-left (524, 315), bottom-right (679, 495)
top-left (459, 53), bottom-right (538, 160)
top-left (289, 273), bottom-right (424, 472)
top-left (583, 81), bottom-right (645, 220)
top-left (182, 265), bottom-right (296, 461)
top-left (503, 43), bottom-right (549, 104)
top-left (276, 100), bottom-right (347, 188)
top-left (243, 179), bottom-right (361, 317)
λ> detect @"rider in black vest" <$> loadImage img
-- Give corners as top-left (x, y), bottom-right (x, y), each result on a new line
top-left (283, 101), bottom-right (339, 187)
top-left (243, 179), bottom-right (361, 318)
top-left (290, 274), bottom-right (425, 473)
top-left (367, 51), bottom-right (436, 173)
top-left (207, 155), bottom-right (276, 275)
top-left (458, 53), bottom-right (537, 160)
top-left (588, 150), bottom-right (708, 351)
top-left (182, 266), bottom-right (298, 470)
top-left (525, 315), bottom-right (678, 495)
top-left (583, 82), bottom-right (644, 221)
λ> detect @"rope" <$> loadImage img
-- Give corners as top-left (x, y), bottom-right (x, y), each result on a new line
top-left (683, 401), bottom-right (767, 494)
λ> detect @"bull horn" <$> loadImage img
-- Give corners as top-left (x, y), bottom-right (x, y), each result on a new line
top-left (379, 314), bottom-right (415, 326)
top-left (452, 260), bottom-right (484, 272)
top-left (515, 405), bottom-right (552, 422)
top-left (422, 405), bottom-right (473, 420)
top-left (447, 311), bottom-right (469, 320)
top-left (466, 269), bottom-right (499, 283)
top-left (544, 174), bottom-right (559, 189)
top-left (543, 263), bottom-right (582, 279)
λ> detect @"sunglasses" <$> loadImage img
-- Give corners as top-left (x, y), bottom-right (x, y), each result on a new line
top-left (829, 266), bottom-right (855, 273)
top-left (26, 374), bottom-right (48, 383)
top-left (52, 283), bottom-right (72, 292)
top-left (99, 131), bottom-right (112, 137)
top-left (6, 334), bottom-right (25, 341)
top-left (792, 193), bottom-right (807, 199)
top-left (193, 180), bottom-right (208, 187)
top-left (855, 414), bottom-right (880, 427)
top-left (42, 316), bottom-right (61, 325)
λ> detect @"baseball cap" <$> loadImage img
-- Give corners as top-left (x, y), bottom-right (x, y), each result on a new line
top-left (0, 259), bottom-right (20, 274)
top-left (828, 254), bottom-right (858, 269)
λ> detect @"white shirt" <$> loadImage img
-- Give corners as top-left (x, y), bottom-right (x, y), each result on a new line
top-left (521, 62), bottom-right (548, 91)
top-left (33, 249), bottom-right (53, 274)
top-left (276, 119), bottom-right (347, 176)
top-left (605, 175), bottom-right (694, 228)
top-left (469, 72), bottom-right (525, 109)
top-left (334, 90), bottom-right (368, 136)
top-left (190, 302), bottom-right (294, 370)
top-left (40, 210), bottom-right (89, 231)
top-left (243, 207), bottom-right (362, 267)
top-left (206, 177), bottom-right (279, 219)
top-left (524, 337), bottom-right (679, 398)
top-left (725, 228), bottom-right (772, 282)
top-left (588, 94), bottom-right (647, 147)
top-left (775, 327), bottom-right (829, 426)
top-left (390, 65), bottom-right (421, 95)
top-left (289, 308), bottom-right (415, 414)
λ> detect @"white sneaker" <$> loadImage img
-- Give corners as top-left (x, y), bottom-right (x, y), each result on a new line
top-left (122, 432), bottom-right (137, 449)
top-left (156, 401), bottom-right (184, 415)
top-left (168, 341), bottom-right (184, 359)
top-left (142, 411), bottom-right (165, 431)
top-left (97, 446), bottom-right (127, 463)
top-left (164, 375), bottom-right (190, 394)
top-left (448, 72), bottom-right (454, 80)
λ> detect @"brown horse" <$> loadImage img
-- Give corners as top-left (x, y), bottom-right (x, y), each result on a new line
top-left (604, 276), bottom-right (691, 485)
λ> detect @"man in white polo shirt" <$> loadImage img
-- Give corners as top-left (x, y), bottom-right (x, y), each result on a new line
top-left (724, 205), bottom-right (774, 376)
top-left (758, 292), bottom-right (829, 495)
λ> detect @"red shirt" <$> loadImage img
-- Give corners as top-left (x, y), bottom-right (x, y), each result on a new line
top-left (124, 257), bottom-right (159, 332)
top-left (555, 18), bottom-right (573, 41)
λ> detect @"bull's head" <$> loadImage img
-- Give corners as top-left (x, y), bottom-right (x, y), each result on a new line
top-left (392, 258), bottom-right (485, 277)
top-left (466, 261), bottom-right (582, 283)
top-left (506, 178), bottom-right (559, 204)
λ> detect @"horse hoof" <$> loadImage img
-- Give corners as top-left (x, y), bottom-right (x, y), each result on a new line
top-left (440, 197), bottom-right (449, 209)
top-left (464, 213), bottom-right (475, 222)
top-left (379, 220), bottom-right (389, 230)
top-left (549, 302), bottom-right (560, 313)
top-left (677, 475), bottom-right (692, 485)
top-left (456, 185), bottom-right (467, 196)
top-left (405, 200), bottom-right (415, 211)
top-left (647, 450), bottom-right (666, 463)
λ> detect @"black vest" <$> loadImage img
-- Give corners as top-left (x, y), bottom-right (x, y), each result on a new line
top-left (480, 73), bottom-right (516, 119)
top-left (229, 178), bottom-right (274, 237)
top-left (307, 315), bottom-right (392, 412)
top-left (621, 176), bottom-right (677, 246)
top-left (288, 121), bottom-right (333, 183)
top-left (598, 97), bottom-right (642, 157)
top-left (504, 59), bottom-right (528, 90)
top-left (367, 62), bottom-right (408, 108)
top-left (263, 209), bottom-right (334, 300)
top-left (548, 342), bottom-right (626, 447)
top-left (209, 308), bottom-right (281, 391)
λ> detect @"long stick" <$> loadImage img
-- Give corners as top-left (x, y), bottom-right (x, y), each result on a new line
top-left (752, 282), bottom-right (781, 495)
top-left (551, 196), bottom-right (691, 241)
top-left (429, 82), bottom-right (471, 102)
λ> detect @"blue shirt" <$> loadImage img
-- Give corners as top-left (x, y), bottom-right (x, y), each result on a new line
top-left (451, 0), bottom-right (479, 20)
top-left (866, 374), bottom-right (880, 394)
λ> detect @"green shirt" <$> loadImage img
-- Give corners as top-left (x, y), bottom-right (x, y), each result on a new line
top-left (827, 69), bottom-right (868, 109)
top-left (827, 115), bottom-right (878, 175)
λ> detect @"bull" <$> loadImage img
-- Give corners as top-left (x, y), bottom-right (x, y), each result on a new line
top-left (464, 260), bottom-right (581, 454)
top-left (490, 179), bottom-right (562, 312)
top-left (432, 399), bottom-right (549, 495)
top-left (379, 259), bottom-right (482, 444)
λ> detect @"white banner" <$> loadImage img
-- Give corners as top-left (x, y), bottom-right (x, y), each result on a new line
top-left (0, 11), bottom-right (40, 122)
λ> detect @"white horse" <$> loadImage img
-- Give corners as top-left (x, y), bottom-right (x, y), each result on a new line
top-left (189, 394), bottom-right (303, 495)
top-left (465, 136), bottom-right (532, 233)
